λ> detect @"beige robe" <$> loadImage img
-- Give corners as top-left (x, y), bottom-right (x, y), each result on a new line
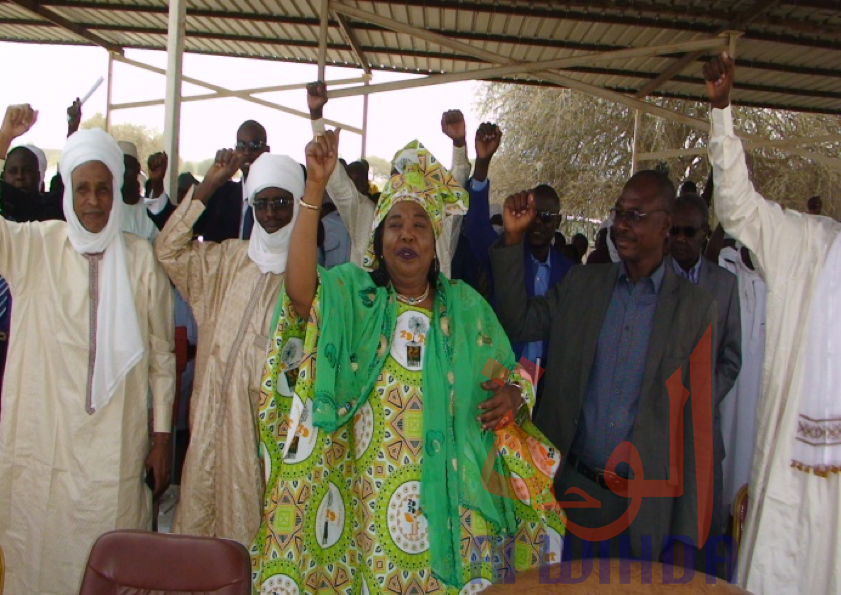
top-left (156, 195), bottom-right (282, 546)
top-left (710, 106), bottom-right (841, 594)
top-left (0, 220), bottom-right (175, 595)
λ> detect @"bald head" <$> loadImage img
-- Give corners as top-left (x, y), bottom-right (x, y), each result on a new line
top-left (625, 170), bottom-right (676, 214)
top-left (675, 192), bottom-right (709, 225)
top-left (236, 120), bottom-right (269, 178)
top-left (237, 120), bottom-right (267, 141)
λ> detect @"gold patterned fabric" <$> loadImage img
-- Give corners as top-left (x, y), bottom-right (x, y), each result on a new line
top-left (156, 195), bottom-right (284, 545)
top-left (251, 286), bottom-right (566, 593)
top-left (363, 140), bottom-right (468, 271)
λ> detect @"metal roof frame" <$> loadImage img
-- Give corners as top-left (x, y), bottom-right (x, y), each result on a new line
top-left (2, 0), bottom-right (838, 195)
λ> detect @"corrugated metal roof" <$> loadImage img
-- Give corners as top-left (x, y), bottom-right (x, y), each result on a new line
top-left (1, 0), bottom-right (839, 114)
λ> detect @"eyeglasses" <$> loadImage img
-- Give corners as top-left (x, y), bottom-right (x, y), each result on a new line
top-left (611, 207), bottom-right (665, 224)
top-left (536, 210), bottom-right (560, 223)
top-left (236, 140), bottom-right (267, 152)
top-left (253, 197), bottom-right (294, 211)
top-left (670, 225), bottom-right (702, 237)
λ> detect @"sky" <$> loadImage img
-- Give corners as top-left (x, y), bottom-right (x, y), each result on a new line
top-left (0, 41), bottom-right (484, 173)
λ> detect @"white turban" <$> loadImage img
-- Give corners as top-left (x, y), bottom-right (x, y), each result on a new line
top-left (20, 144), bottom-right (47, 188)
top-left (117, 141), bottom-right (139, 160)
top-left (60, 129), bottom-right (144, 413)
top-left (243, 153), bottom-right (305, 275)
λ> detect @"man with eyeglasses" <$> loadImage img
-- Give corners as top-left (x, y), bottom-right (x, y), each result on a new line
top-left (704, 53), bottom-right (841, 594)
top-left (156, 149), bottom-right (304, 545)
top-left (669, 192), bottom-right (741, 543)
top-left (491, 170), bottom-right (718, 571)
top-left (194, 120), bottom-right (270, 243)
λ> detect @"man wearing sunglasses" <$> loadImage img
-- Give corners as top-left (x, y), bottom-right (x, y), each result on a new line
top-left (669, 193), bottom-right (742, 544)
top-left (193, 120), bottom-right (270, 242)
top-left (491, 170), bottom-right (718, 571)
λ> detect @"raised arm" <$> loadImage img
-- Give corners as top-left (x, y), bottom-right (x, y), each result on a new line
top-left (307, 81), bottom-right (373, 264)
top-left (441, 109), bottom-right (470, 188)
top-left (286, 129), bottom-right (340, 318)
top-left (0, 104), bottom-right (38, 160)
top-left (0, 104), bottom-right (39, 280)
top-left (146, 151), bottom-right (168, 201)
top-left (66, 98), bottom-right (81, 138)
top-left (462, 122), bottom-right (503, 285)
top-left (154, 150), bottom-right (245, 322)
top-left (703, 54), bottom-right (816, 277)
top-left (490, 191), bottom-right (562, 342)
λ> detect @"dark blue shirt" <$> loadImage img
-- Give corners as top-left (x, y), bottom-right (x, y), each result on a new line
top-left (570, 260), bottom-right (666, 469)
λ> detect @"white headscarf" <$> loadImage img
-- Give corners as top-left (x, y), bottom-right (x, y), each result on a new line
top-left (20, 144), bottom-right (47, 189)
top-left (60, 129), bottom-right (144, 413)
top-left (243, 153), bottom-right (305, 274)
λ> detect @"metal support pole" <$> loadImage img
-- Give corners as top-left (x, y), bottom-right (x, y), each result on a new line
top-left (105, 51), bottom-right (114, 133)
top-left (631, 108), bottom-right (641, 174)
top-left (163, 0), bottom-right (187, 203)
top-left (361, 77), bottom-right (369, 157)
top-left (317, 0), bottom-right (329, 81)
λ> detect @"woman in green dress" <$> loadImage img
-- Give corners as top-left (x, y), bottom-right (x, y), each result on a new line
top-left (251, 130), bottom-right (566, 594)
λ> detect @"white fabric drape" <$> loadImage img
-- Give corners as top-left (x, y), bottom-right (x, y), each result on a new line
top-left (60, 129), bottom-right (144, 412)
top-left (792, 233), bottom-right (841, 473)
top-left (718, 246), bottom-right (765, 509)
top-left (243, 153), bottom-right (304, 274)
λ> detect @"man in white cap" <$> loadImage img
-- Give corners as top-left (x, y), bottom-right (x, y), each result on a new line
top-left (117, 140), bottom-right (161, 241)
top-left (157, 148), bottom-right (303, 545)
top-left (0, 104), bottom-right (175, 595)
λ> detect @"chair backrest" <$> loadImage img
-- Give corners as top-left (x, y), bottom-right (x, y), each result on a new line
top-left (731, 484), bottom-right (749, 550)
top-left (78, 530), bottom-right (250, 595)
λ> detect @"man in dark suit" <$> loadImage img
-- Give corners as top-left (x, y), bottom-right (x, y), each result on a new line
top-left (194, 120), bottom-right (269, 242)
top-left (491, 170), bottom-right (717, 569)
top-left (669, 193), bottom-right (741, 538)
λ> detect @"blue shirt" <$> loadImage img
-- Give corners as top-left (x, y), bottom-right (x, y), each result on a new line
top-left (570, 260), bottom-right (666, 469)
top-left (672, 256), bottom-right (702, 285)
top-left (521, 250), bottom-right (552, 367)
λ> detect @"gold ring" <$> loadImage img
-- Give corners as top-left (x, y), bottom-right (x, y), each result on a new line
top-left (314, 133), bottom-right (324, 141)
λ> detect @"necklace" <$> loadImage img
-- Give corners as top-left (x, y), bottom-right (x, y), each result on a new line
top-left (395, 283), bottom-right (430, 305)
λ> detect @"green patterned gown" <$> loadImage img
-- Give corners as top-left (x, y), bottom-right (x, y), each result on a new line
top-left (251, 267), bottom-right (565, 594)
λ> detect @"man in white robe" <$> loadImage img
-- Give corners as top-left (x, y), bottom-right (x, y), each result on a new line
top-left (0, 105), bottom-right (174, 595)
top-left (704, 54), bottom-right (841, 594)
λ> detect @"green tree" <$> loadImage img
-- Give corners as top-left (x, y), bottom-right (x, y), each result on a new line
top-left (477, 83), bottom-right (841, 221)
top-left (81, 113), bottom-right (165, 175)
top-left (366, 155), bottom-right (391, 179)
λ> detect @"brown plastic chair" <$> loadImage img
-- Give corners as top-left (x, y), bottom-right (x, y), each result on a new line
top-left (78, 530), bottom-right (250, 594)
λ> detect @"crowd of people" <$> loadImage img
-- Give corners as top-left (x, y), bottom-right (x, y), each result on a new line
top-left (0, 53), bottom-right (836, 595)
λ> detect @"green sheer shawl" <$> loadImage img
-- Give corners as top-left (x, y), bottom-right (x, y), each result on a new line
top-left (267, 263), bottom-right (532, 586)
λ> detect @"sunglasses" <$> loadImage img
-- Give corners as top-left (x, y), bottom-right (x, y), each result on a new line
top-left (536, 210), bottom-right (560, 223)
top-left (236, 140), bottom-right (267, 152)
top-left (611, 207), bottom-right (665, 224)
top-left (670, 225), bottom-right (703, 237)
top-left (253, 197), bottom-right (294, 211)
